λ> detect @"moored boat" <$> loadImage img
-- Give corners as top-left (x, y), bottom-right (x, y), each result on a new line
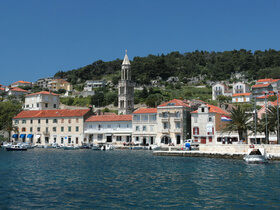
top-left (5, 145), bottom-right (28, 151)
top-left (244, 147), bottom-right (271, 164)
top-left (63, 144), bottom-right (79, 150)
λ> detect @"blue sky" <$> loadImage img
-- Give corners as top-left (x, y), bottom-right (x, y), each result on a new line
top-left (0, 0), bottom-right (279, 86)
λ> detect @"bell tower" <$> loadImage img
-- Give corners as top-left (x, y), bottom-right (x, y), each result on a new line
top-left (118, 50), bottom-right (134, 115)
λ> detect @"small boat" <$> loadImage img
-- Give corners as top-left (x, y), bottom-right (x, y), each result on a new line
top-left (100, 144), bottom-right (114, 151)
top-left (130, 145), bottom-right (143, 150)
top-left (92, 144), bottom-right (102, 150)
top-left (149, 145), bottom-right (161, 150)
top-left (63, 144), bottom-right (79, 150)
top-left (5, 145), bottom-right (28, 151)
top-left (1, 142), bottom-right (13, 149)
top-left (244, 147), bottom-right (271, 164)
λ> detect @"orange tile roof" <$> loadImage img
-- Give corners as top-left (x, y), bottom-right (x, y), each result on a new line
top-left (191, 104), bottom-right (229, 115)
top-left (10, 87), bottom-right (28, 92)
top-left (232, 93), bottom-right (252, 97)
top-left (158, 99), bottom-right (190, 107)
top-left (86, 115), bottom-right (132, 122)
top-left (270, 79), bottom-right (280, 83)
top-left (256, 78), bottom-right (272, 83)
top-left (0, 87), bottom-right (4, 91)
top-left (13, 109), bottom-right (91, 119)
top-left (26, 91), bottom-right (60, 97)
top-left (133, 108), bottom-right (157, 114)
top-left (252, 84), bottom-right (271, 88)
top-left (12, 80), bottom-right (32, 84)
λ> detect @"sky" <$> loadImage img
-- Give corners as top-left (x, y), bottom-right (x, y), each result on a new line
top-left (0, 0), bottom-right (279, 86)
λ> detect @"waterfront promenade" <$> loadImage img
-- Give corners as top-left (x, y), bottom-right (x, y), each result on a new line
top-left (153, 144), bottom-right (280, 160)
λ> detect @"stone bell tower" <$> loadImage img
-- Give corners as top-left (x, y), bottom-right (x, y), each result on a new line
top-left (118, 50), bottom-right (134, 115)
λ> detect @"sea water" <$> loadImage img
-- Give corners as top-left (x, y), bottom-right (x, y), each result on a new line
top-left (0, 149), bottom-right (280, 209)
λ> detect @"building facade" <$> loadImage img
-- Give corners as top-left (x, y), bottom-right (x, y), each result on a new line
top-left (212, 83), bottom-right (229, 100)
top-left (12, 109), bottom-right (93, 146)
top-left (132, 108), bottom-right (158, 146)
top-left (24, 91), bottom-right (60, 110)
top-left (156, 99), bottom-right (192, 146)
top-left (118, 50), bottom-right (134, 115)
top-left (84, 115), bottom-right (132, 145)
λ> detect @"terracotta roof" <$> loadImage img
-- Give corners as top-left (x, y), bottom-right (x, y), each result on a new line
top-left (86, 115), bottom-right (132, 122)
top-left (232, 93), bottom-right (252, 97)
top-left (26, 91), bottom-right (60, 97)
top-left (191, 104), bottom-right (229, 115)
top-left (10, 87), bottom-right (28, 92)
top-left (13, 109), bottom-right (91, 119)
top-left (270, 79), bottom-right (280, 83)
top-left (11, 80), bottom-right (32, 85)
top-left (158, 99), bottom-right (190, 107)
top-left (256, 78), bottom-right (272, 83)
top-left (133, 108), bottom-right (157, 114)
top-left (252, 84), bottom-right (271, 88)
top-left (0, 87), bottom-right (4, 91)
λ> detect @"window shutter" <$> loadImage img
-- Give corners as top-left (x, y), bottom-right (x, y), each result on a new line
top-left (197, 127), bottom-right (199, 135)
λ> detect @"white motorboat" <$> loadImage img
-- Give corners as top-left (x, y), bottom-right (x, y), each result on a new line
top-left (101, 144), bottom-right (114, 151)
top-left (92, 144), bottom-right (102, 150)
top-left (1, 142), bottom-right (13, 149)
top-left (149, 145), bottom-right (161, 150)
top-left (244, 147), bottom-right (271, 164)
top-left (63, 144), bottom-right (79, 150)
top-left (5, 144), bottom-right (28, 151)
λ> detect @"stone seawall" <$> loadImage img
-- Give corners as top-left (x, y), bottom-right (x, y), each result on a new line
top-left (153, 144), bottom-right (280, 160)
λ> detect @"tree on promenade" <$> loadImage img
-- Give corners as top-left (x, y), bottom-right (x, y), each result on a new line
top-left (224, 106), bottom-right (251, 143)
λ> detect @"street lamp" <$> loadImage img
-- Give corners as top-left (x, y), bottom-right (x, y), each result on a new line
top-left (264, 91), bottom-right (268, 144)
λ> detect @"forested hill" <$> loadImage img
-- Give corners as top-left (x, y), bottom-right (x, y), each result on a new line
top-left (54, 49), bottom-right (280, 86)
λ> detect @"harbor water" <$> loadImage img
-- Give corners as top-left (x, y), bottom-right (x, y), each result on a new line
top-left (0, 149), bottom-right (280, 209)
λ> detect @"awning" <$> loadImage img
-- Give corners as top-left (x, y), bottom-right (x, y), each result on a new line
top-left (20, 134), bottom-right (26, 138)
top-left (27, 134), bottom-right (33, 138)
top-left (12, 134), bottom-right (18, 138)
top-left (105, 133), bottom-right (112, 136)
top-left (35, 135), bottom-right (41, 139)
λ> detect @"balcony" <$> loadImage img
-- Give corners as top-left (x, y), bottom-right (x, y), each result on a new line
top-left (43, 131), bottom-right (50, 135)
top-left (174, 128), bottom-right (182, 133)
top-left (161, 129), bottom-right (169, 133)
top-left (174, 117), bottom-right (182, 122)
top-left (161, 118), bottom-right (169, 122)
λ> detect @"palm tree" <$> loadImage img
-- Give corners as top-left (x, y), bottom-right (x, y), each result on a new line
top-left (3, 122), bottom-right (19, 142)
top-left (223, 106), bottom-right (251, 143)
top-left (263, 105), bottom-right (279, 144)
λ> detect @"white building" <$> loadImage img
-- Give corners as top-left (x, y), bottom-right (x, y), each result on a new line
top-left (232, 93), bottom-right (252, 103)
top-left (24, 91), bottom-right (60, 110)
top-left (132, 108), bottom-right (158, 146)
top-left (212, 83), bottom-right (229, 100)
top-left (232, 82), bottom-right (250, 94)
top-left (156, 99), bottom-right (192, 146)
top-left (84, 115), bottom-right (132, 145)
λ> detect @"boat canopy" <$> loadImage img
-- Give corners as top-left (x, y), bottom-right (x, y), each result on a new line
top-left (27, 134), bottom-right (33, 138)
top-left (20, 134), bottom-right (26, 138)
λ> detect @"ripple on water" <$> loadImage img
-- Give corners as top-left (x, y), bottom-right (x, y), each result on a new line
top-left (0, 149), bottom-right (280, 209)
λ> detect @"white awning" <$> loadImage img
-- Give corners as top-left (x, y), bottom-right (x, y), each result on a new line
top-left (35, 135), bottom-right (41, 140)
top-left (113, 134), bottom-right (132, 136)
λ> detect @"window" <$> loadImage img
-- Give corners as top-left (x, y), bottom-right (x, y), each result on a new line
top-left (22, 120), bottom-right (26, 124)
top-left (143, 126), bottom-right (147, 131)
top-left (76, 118), bottom-right (79, 123)
top-left (176, 122), bottom-right (180, 129)
top-left (194, 118), bottom-right (197, 123)
top-left (45, 103), bottom-right (48, 108)
top-left (68, 119), bottom-right (71, 123)
top-left (30, 127), bottom-right (33, 132)
top-left (117, 136), bottom-right (122, 141)
top-left (37, 127), bottom-right (40, 132)
top-left (201, 108), bottom-right (204, 113)
top-left (208, 117), bottom-right (212, 122)
top-left (98, 125), bottom-right (102, 130)
top-left (38, 119), bottom-right (41, 124)
top-left (98, 134), bottom-right (103, 141)
top-left (46, 119), bottom-right (49, 124)
top-left (162, 112), bottom-right (168, 118)
top-left (61, 119), bottom-right (64, 123)
top-left (46, 127), bottom-right (48, 132)
top-left (68, 137), bottom-right (71, 144)
top-left (54, 104), bottom-right (57, 108)
top-left (142, 115), bottom-right (148, 121)
top-left (68, 127), bottom-right (71, 132)
top-left (150, 125), bottom-right (154, 132)
top-left (193, 127), bottom-right (199, 135)
top-left (176, 112), bottom-right (181, 118)
top-left (61, 127), bottom-right (64, 132)
top-left (30, 119), bottom-right (33, 124)
top-left (107, 124), bottom-right (111, 128)
top-left (163, 122), bottom-right (169, 129)
top-left (22, 127), bottom-right (26, 132)
top-left (76, 126), bottom-right (79, 132)
top-left (133, 115), bottom-right (140, 121)
top-left (76, 137), bottom-right (78, 144)
top-left (135, 126), bottom-right (140, 131)
top-left (135, 137), bottom-right (139, 141)
top-left (37, 103), bottom-right (39, 107)
top-left (53, 127), bottom-right (56, 132)
top-left (14, 120), bottom-right (19, 124)
top-left (53, 119), bottom-right (57, 123)
top-left (61, 137), bottom-right (64, 144)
